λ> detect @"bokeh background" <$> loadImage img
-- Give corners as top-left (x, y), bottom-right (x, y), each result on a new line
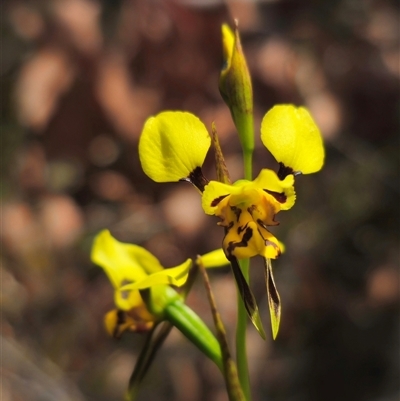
top-left (1, 1), bottom-right (399, 400)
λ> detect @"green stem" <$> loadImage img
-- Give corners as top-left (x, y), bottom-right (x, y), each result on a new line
top-left (164, 299), bottom-right (223, 372)
top-left (243, 150), bottom-right (253, 182)
top-left (235, 109), bottom-right (254, 182)
top-left (236, 258), bottom-right (251, 401)
top-left (199, 259), bottom-right (246, 401)
top-left (236, 119), bottom-right (254, 401)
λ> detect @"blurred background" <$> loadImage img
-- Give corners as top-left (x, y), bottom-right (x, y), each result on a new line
top-left (1, 0), bottom-right (399, 400)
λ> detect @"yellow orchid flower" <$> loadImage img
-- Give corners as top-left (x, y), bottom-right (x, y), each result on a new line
top-left (200, 171), bottom-right (294, 339)
top-left (91, 229), bottom-right (191, 336)
top-left (201, 105), bottom-right (323, 338)
top-left (91, 230), bottom-right (230, 337)
top-left (91, 230), bottom-right (232, 398)
top-left (202, 170), bottom-right (295, 261)
top-left (138, 104), bottom-right (324, 339)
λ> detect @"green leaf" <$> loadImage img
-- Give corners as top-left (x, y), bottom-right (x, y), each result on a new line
top-left (230, 257), bottom-right (266, 340)
top-left (125, 322), bottom-right (173, 401)
top-left (264, 258), bottom-right (281, 340)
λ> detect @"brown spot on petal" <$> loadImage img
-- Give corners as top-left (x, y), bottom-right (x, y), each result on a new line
top-left (256, 218), bottom-right (279, 231)
top-left (231, 205), bottom-right (242, 222)
top-left (211, 194), bottom-right (229, 207)
top-left (184, 166), bottom-right (209, 192)
top-left (277, 162), bottom-right (294, 180)
top-left (226, 225), bottom-right (253, 257)
top-left (264, 189), bottom-right (287, 204)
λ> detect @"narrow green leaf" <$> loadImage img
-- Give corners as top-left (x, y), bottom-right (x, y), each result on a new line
top-left (125, 322), bottom-right (173, 401)
top-left (125, 262), bottom-right (202, 400)
top-left (230, 257), bottom-right (266, 340)
top-left (264, 258), bottom-right (281, 340)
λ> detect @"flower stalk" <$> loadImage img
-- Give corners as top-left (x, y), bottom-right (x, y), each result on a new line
top-left (198, 256), bottom-right (246, 401)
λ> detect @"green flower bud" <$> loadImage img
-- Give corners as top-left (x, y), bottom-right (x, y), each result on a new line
top-left (219, 23), bottom-right (254, 156)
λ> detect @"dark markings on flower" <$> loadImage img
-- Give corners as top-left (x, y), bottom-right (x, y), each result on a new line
top-left (268, 275), bottom-right (280, 316)
top-left (237, 222), bottom-right (248, 235)
top-left (182, 166), bottom-right (209, 192)
top-left (263, 189), bottom-right (287, 204)
top-left (226, 225), bottom-right (253, 257)
top-left (277, 162), bottom-right (294, 180)
top-left (256, 226), bottom-right (281, 257)
top-left (229, 257), bottom-right (256, 312)
top-left (247, 204), bottom-right (257, 213)
top-left (229, 256), bottom-right (266, 339)
top-left (266, 240), bottom-right (281, 257)
top-left (256, 219), bottom-right (269, 230)
top-left (114, 310), bottom-right (127, 338)
top-left (223, 221), bottom-right (234, 234)
top-left (264, 258), bottom-right (281, 321)
top-left (230, 205), bottom-right (242, 222)
top-left (211, 194), bottom-right (229, 207)
top-left (247, 205), bottom-right (279, 227)
top-left (256, 217), bottom-right (279, 230)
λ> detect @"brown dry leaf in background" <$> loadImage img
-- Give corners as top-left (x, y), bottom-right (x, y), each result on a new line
top-left (255, 38), bottom-right (298, 95)
top-left (52, 0), bottom-right (103, 55)
top-left (96, 53), bottom-right (159, 141)
top-left (39, 194), bottom-right (84, 249)
top-left (15, 48), bottom-right (75, 131)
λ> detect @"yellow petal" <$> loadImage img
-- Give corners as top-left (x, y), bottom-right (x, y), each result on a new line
top-left (202, 181), bottom-right (239, 215)
top-left (221, 24), bottom-right (235, 75)
top-left (261, 105), bottom-right (324, 174)
top-left (253, 169), bottom-right (296, 210)
top-left (139, 111), bottom-right (211, 182)
top-left (104, 309), bottom-right (123, 337)
top-left (229, 186), bottom-right (262, 208)
top-left (115, 287), bottom-right (144, 311)
top-left (199, 248), bottom-right (230, 268)
top-left (91, 230), bottom-right (163, 289)
top-left (222, 218), bottom-right (281, 260)
top-left (120, 259), bottom-right (192, 291)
